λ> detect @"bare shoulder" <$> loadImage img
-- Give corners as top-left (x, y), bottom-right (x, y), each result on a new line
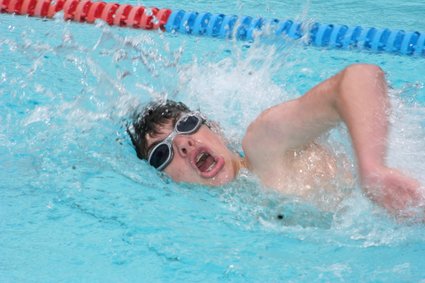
top-left (242, 72), bottom-right (342, 169)
top-left (242, 99), bottom-right (300, 168)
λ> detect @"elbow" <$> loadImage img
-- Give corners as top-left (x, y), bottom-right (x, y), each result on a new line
top-left (333, 63), bottom-right (388, 112)
top-left (337, 63), bottom-right (387, 95)
top-left (341, 63), bottom-right (385, 82)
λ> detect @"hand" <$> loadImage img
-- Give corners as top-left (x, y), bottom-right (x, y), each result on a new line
top-left (361, 167), bottom-right (425, 220)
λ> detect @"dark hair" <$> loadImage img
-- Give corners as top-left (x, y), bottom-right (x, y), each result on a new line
top-left (127, 100), bottom-right (191, 160)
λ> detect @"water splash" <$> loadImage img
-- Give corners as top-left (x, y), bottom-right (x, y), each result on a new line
top-left (388, 89), bottom-right (425, 185)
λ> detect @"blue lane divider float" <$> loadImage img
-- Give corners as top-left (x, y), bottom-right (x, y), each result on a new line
top-left (164, 9), bottom-right (425, 57)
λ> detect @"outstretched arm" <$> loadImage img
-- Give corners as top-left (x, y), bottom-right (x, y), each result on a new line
top-left (244, 64), bottom-right (423, 217)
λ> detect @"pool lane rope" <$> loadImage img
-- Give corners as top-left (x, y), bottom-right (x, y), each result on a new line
top-left (1, 0), bottom-right (424, 57)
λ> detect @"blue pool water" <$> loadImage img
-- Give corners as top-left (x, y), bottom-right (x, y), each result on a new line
top-left (1, 0), bottom-right (425, 282)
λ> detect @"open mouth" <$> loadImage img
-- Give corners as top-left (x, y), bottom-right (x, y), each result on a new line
top-left (196, 152), bottom-right (217, 173)
top-left (192, 148), bottom-right (225, 178)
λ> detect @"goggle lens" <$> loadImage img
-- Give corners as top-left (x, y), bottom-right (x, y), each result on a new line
top-left (149, 143), bottom-right (171, 169)
top-left (176, 115), bottom-right (200, 132)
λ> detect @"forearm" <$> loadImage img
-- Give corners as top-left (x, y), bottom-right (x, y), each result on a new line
top-left (333, 64), bottom-right (425, 218)
top-left (333, 64), bottom-right (389, 180)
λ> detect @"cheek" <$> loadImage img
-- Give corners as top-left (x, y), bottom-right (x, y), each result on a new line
top-left (164, 159), bottom-right (195, 181)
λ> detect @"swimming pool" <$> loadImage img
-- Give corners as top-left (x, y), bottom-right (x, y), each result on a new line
top-left (1, 0), bottom-right (425, 281)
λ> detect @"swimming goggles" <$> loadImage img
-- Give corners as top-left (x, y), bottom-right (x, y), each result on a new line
top-left (147, 113), bottom-right (204, 171)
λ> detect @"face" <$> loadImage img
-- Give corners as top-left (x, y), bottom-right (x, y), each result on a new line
top-left (145, 117), bottom-right (242, 186)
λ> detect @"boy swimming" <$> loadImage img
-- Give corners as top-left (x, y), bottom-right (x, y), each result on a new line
top-left (128, 64), bottom-right (424, 219)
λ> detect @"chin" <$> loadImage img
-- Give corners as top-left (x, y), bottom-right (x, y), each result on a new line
top-left (206, 169), bottom-right (236, 186)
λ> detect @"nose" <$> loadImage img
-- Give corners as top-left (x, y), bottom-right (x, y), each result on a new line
top-left (173, 135), bottom-right (196, 157)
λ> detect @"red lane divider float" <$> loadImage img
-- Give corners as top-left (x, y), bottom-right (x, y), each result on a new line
top-left (73, 0), bottom-right (91, 22)
top-left (0, 0), bottom-right (171, 30)
top-left (48, 0), bottom-right (65, 17)
top-left (86, 1), bottom-right (104, 23)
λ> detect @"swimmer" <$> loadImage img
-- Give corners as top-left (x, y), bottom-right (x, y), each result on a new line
top-left (128, 64), bottom-right (424, 219)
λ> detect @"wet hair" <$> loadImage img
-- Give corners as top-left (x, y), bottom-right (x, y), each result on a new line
top-left (127, 100), bottom-right (191, 160)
